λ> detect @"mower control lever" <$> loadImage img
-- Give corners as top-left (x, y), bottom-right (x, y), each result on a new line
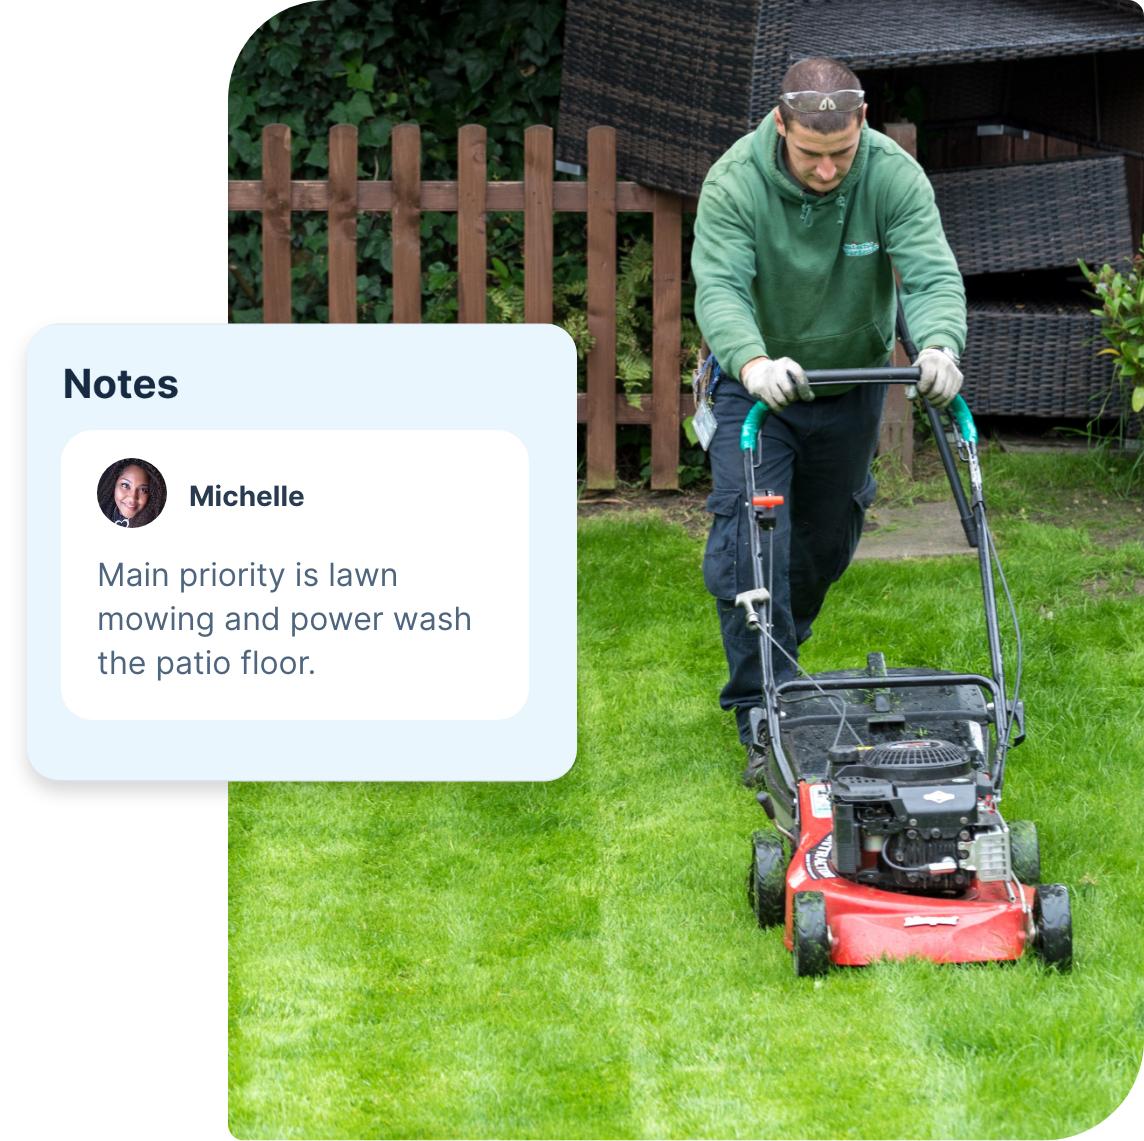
top-left (751, 491), bottom-right (784, 530)
top-left (734, 588), bottom-right (771, 632)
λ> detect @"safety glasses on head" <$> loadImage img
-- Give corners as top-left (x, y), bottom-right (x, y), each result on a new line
top-left (780, 89), bottom-right (865, 114)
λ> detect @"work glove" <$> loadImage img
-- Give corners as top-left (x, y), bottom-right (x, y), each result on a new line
top-left (913, 347), bottom-right (963, 408)
top-left (740, 356), bottom-right (814, 410)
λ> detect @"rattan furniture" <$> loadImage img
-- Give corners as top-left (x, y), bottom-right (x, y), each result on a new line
top-left (557, 0), bottom-right (1144, 196)
top-left (961, 301), bottom-right (1123, 418)
top-left (931, 156), bottom-right (1136, 275)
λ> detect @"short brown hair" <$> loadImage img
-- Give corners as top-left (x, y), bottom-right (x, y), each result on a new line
top-left (777, 57), bottom-right (864, 133)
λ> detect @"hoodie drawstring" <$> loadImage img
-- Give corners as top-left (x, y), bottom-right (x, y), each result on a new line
top-left (800, 194), bottom-right (847, 228)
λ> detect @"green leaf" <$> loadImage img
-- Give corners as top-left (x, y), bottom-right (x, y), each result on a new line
top-left (228, 91), bottom-right (257, 131)
top-left (229, 128), bottom-right (258, 167)
top-left (357, 121), bottom-right (389, 149)
top-left (1132, 386), bottom-right (1144, 413)
top-left (682, 415), bottom-right (699, 446)
top-left (346, 61), bottom-right (377, 92)
top-left (464, 52), bottom-right (496, 92)
top-left (345, 90), bottom-right (374, 125)
top-left (280, 110), bottom-right (307, 136)
top-left (303, 139), bottom-right (328, 169)
top-left (266, 42), bottom-right (301, 78)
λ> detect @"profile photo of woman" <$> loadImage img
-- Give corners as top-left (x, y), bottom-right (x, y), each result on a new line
top-left (97, 458), bottom-right (167, 528)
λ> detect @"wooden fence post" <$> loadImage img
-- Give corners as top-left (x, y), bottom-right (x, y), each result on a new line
top-left (261, 124), bottom-right (293, 323)
top-left (651, 190), bottom-right (682, 489)
top-left (457, 124), bottom-right (487, 323)
top-left (391, 124), bottom-right (422, 323)
top-left (586, 126), bottom-right (617, 489)
top-left (524, 125), bottom-right (554, 324)
top-left (882, 121), bottom-right (916, 475)
top-left (328, 124), bottom-right (358, 323)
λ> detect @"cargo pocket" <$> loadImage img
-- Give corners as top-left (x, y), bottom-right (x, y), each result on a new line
top-left (703, 488), bottom-right (742, 599)
top-left (832, 472), bottom-right (877, 581)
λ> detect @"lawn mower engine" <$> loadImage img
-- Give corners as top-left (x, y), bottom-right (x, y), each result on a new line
top-left (829, 739), bottom-right (1010, 896)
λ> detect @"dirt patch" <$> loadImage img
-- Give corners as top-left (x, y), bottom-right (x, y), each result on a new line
top-left (1081, 572), bottom-right (1144, 598)
top-left (1009, 501), bottom-right (1144, 545)
top-left (578, 487), bottom-right (710, 538)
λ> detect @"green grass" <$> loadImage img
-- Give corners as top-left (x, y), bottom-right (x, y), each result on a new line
top-left (230, 461), bottom-right (1144, 1139)
top-left (876, 441), bottom-right (1144, 540)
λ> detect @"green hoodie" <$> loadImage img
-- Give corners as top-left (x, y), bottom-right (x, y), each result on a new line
top-left (692, 114), bottom-right (966, 384)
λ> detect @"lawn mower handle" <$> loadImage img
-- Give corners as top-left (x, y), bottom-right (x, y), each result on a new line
top-left (805, 367), bottom-right (922, 384)
top-left (739, 370), bottom-right (977, 452)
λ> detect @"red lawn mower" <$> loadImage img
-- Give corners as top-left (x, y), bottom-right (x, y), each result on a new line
top-left (740, 328), bottom-right (1072, 976)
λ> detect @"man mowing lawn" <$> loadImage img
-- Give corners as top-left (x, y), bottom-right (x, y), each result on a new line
top-left (691, 55), bottom-right (967, 785)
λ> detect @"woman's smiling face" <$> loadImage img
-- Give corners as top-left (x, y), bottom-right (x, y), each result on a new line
top-left (114, 465), bottom-right (150, 520)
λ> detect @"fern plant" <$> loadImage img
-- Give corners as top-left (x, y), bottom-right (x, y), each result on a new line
top-left (487, 235), bottom-right (698, 399)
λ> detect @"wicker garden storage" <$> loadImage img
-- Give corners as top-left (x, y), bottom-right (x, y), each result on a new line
top-left (557, 0), bottom-right (1144, 198)
top-left (929, 154), bottom-right (1137, 420)
top-left (557, 0), bottom-right (1144, 423)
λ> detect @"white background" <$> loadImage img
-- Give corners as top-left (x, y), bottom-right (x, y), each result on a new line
top-left (4, 4), bottom-right (279, 1138)
top-left (2, 2), bottom-right (1140, 1140)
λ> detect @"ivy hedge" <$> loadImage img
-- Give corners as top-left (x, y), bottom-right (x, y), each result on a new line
top-left (228, 0), bottom-right (698, 398)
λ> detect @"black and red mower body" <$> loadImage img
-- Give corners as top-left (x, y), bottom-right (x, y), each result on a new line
top-left (785, 778), bottom-right (1033, 967)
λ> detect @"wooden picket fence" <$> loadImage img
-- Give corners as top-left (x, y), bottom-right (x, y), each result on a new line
top-left (228, 123), bottom-right (691, 489)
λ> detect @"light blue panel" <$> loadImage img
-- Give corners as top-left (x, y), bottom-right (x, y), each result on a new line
top-left (28, 324), bottom-right (577, 781)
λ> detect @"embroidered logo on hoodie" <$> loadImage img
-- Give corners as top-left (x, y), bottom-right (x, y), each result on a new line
top-left (842, 241), bottom-right (880, 257)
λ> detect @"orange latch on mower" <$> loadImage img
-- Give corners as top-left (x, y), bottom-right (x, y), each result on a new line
top-left (751, 491), bottom-right (785, 530)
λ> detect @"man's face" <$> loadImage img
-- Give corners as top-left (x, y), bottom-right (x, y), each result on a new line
top-left (774, 107), bottom-right (865, 193)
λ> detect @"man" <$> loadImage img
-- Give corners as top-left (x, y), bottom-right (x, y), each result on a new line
top-left (691, 56), bottom-right (966, 785)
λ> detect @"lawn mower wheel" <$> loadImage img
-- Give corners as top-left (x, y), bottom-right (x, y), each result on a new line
top-left (792, 891), bottom-right (831, 977)
top-left (1008, 819), bottom-right (1040, 883)
top-left (1033, 883), bottom-right (1073, 971)
top-left (747, 830), bottom-right (786, 927)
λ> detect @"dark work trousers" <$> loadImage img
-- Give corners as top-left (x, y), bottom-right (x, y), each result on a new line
top-left (703, 375), bottom-right (886, 743)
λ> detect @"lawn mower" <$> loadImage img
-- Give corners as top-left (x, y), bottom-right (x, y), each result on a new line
top-left (739, 335), bottom-right (1073, 977)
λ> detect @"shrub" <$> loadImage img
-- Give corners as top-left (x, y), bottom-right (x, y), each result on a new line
top-left (1079, 237), bottom-right (1144, 430)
